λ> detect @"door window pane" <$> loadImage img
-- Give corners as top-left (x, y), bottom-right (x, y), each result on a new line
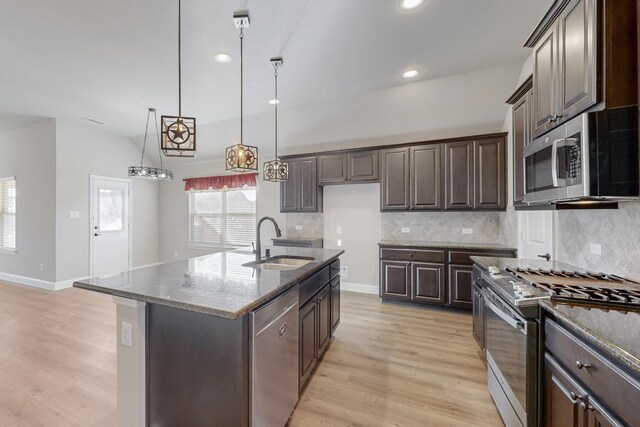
top-left (99, 188), bottom-right (124, 231)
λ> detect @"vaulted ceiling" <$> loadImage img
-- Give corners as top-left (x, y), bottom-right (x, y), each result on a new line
top-left (0, 0), bottom-right (552, 137)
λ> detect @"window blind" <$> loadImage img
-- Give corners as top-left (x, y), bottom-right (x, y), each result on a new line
top-left (0, 178), bottom-right (16, 250)
top-left (190, 188), bottom-right (256, 247)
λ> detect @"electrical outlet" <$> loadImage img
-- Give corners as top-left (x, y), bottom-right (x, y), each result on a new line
top-left (340, 266), bottom-right (349, 280)
top-left (69, 211), bottom-right (80, 219)
top-left (121, 321), bottom-right (133, 347)
top-left (337, 239), bottom-right (342, 247)
top-left (590, 243), bottom-right (602, 256)
top-left (462, 228), bottom-right (473, 235)
top-left (401, 227), bottom-right (410, 234)
top-left (336, 226), bottom-right (342, 235)
top-left (174, 251), bottom-right (179, 258)
top-left (295, 225), bottom-right (302, 231)
top-left (39, 264), bottom-right (44, 272)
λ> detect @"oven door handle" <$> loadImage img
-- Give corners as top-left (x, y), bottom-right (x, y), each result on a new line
top-left (484, 296), bottom-right (526, 334)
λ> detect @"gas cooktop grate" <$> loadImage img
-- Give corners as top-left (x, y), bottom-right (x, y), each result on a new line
top-left (531, 282), bottom-right (640, 306)
top-left (506, 267), bottom-right (629, 283)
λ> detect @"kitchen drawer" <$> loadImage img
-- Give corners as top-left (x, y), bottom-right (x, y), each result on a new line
top-left (380, 248), bottom-right (445, 263)
top-left (299, 266), bottom-right (331, 307)
top-left (545, 318), bottom-right (640, 425)
top-left (330, 259), bottom-right (340, 279)
top-left (448, 250), bottom-right (516, 265)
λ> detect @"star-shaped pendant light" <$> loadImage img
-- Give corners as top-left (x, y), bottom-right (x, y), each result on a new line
top-left (226, 12), bottom-right (258, 172)
top-left (263, 57), bottom-right (288, 182)
top-left (161, 0), bottom-right (196, 158)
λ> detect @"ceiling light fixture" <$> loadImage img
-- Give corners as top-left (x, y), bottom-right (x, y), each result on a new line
top-left (161, 0), bottom-right (196, 158)
top-left (402, 69), bottom-right (420, 79)
top-left (268, 99), bottom-right (280, 105)
top-left (263, 57), bottom-right (288, 182)
top-left (226, 12), bottom-right (258, 172)
top-left (129, 108), bottom-right (173, 181)
top-left (214, 52), bottom-right (233, 63)
top-left (400, 0), bottom-right (424, 10)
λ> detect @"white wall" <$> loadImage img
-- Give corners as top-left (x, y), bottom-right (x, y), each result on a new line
top-left (158, 155), bottom-right (284, 263)
top-left (0, 120), bottom-right (57, 282)
top-left (55, 119), bottom-right (161, 282)
top-left (323, 184), bottom-right (381, 293)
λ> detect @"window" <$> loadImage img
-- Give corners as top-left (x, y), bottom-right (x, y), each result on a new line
top-left (0, 178), bottom-right (16, 251)
top-left (189, 188), bottom-right (256, 247)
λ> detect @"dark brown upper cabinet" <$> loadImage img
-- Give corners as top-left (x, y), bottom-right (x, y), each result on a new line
top-left (507, 77), bottom-right (534, 206)
top-left (444, 141), bottom-right (474, 210)
top-left (444, 137), bottom-right (506, 211)
top-left (380, 148), bottom-right (410, 210)
top-left (527, 0), bottom-right (637, 138)
top-left (410, 145), bottom-right (441, 210)
top-left (318, 150), bottom-right (379, 185)
top-left (280, 156), bottom-right (322, 213)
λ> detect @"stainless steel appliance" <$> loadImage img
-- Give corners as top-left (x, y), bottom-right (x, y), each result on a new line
top-left (478, 261), bottom-right (640, 427)
top-left (523, 106), bottom-right (638, 205)
top-left (250, 287), bottom-right (299, 427)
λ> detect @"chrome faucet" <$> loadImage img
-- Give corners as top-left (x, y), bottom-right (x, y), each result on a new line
top-left (254, 216), bottom-right (282, 259)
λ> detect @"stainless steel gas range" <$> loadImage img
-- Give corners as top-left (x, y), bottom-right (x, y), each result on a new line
top-left (473, 259), bottom-right (640, 427)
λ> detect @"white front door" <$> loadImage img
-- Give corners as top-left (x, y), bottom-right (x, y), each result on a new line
top-left (91, 176), bottom-right (130, 277)
top-left (518, 210), bottom-right (554, 262)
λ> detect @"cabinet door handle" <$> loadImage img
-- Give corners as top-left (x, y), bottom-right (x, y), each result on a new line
top-left (279, 322), bottom-right (287, 337)
top-left (576, 360), bottom-right (591, 370)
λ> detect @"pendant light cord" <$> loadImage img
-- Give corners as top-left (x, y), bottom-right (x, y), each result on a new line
top-left (140, 109), bottom-right (150, 168)
top-left (154, 109), bottom-right (163, 170)
top-left (140, 108), bottom-right (164, 170)
top-left (239, 26), bottom-right (244, 146)
top-left (178, 0), bottom-right (182, 118)
top-left (274, 64), bottom-right (278, 159)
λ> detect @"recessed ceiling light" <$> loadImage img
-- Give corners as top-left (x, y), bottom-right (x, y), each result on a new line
top-left (402, 69), bottom-right (420, 79)
top-left (268, 99), bottom-right (280, 105)
top-left (214, 53), bottom-right (232, 63)
top-left (400, 0), bottom-right (424, 10)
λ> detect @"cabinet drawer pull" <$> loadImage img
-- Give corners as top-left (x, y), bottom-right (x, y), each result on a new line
top-left (576, 360), bottom-right (591, 370)
top-left (570, 392), bottom-right (586, 402)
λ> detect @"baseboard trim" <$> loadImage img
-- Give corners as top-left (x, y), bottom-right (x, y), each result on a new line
top-left (341, 281), bottom-right (378, 295)
top-left (55, 276), bottom-right (90, 291)
top-left (0, 271), bottom-right (56, 291)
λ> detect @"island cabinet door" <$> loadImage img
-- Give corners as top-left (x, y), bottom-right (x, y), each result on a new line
top-left (317, 284), bottom-right (332, 358)
top-left (330, 276), bottom-right (340, 335)
top-left (448, 265), bottom-right (474, 309)
top-left (299, 300), bottom-right (318, 391)
top-left (544, 354), bottom-right (589, 427)
top-left (380, 261), bottom-right (411, 301)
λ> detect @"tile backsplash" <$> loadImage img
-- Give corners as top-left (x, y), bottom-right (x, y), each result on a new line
top-left (285, 213), bottom-right (324, 238)
top-left (381, 211), bottom-right (502, 243)
top-left (556, 201), bottom-right (640, 281)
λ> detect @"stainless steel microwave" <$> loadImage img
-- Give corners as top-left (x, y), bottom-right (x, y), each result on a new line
top-left (523, 106), bottom-right (639, 204)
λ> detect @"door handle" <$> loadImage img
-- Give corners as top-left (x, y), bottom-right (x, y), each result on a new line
top-left (537, 253), bottom-right (551, 262)
top-left (94, 233), bottom-right (102, 237)
top-left (279, 322), bottom-right (287, 337)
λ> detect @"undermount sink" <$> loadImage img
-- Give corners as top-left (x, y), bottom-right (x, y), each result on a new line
top-left (243, 256), bottom-right (315, 271)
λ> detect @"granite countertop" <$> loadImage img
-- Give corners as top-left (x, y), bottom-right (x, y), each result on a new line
top-left (540, 300), bottom-right (640, 377)
top-left (471, 256), bottom-right (587, 272)
top-left (73, 246), bottom-right (343, 319)
top-left (378, 240), bottom-right (517, 251)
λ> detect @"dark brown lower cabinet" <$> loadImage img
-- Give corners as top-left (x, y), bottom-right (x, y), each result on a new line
top-left (471, 282), bottom-right (484, 349)
top-left (299, 299), bottom-right (318, 390)
top-left (299, 282), bottom-right (333, 391)
top-left (448, 265), bottom-right (473, 309)
top-left (330, 276), bottom-right (340, 334)
top-left (380, 260), bottom-right (411, 301)
top-left (544, 354), bottom-right (624, 427)
top-left (411, 262), bottom-right (445, 304)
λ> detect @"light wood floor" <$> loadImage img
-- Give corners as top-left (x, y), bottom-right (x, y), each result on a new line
top-left (0, 281), bottom-right (502, 426)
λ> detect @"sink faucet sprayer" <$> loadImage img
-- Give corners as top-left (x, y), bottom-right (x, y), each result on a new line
top-left (254, 216), bottom-right (282, 259)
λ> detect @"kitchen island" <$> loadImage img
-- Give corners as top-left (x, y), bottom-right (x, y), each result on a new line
top-left (74, 246), bottom-right (343, 427)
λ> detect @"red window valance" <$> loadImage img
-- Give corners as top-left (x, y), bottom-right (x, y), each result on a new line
top-left (184, 173), bottom-right (257, 192)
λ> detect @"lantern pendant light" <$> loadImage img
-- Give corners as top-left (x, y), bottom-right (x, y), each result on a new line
top-left (226, 12), bottom-right (258, 172)
top-left (263, 58), bottom-right (288, 182)
top-left (161, 0), bottom-right (196, 158)
top-left (129, 108), bottom-right (174, 181)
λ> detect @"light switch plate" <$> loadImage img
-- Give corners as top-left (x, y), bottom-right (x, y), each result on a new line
top-left (590, 243), bottom-right (602, 256)
top-left (295, 225), bottom-right (302, 231)
top-left (462, 228), bottom-right (473, 235)
top-left (69, 211), bottom-right (80, 219)
top-left (401, 227), bottom-right (410, 234)
top-left (336, 226), bottom-right (342, 235)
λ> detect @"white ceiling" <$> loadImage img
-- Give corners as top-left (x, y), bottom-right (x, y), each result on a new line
top-left (0, 0), bottom-right (552, 138)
